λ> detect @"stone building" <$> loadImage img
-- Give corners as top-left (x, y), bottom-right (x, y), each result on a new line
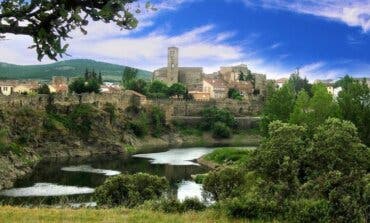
top-left (254, 73), bottom-right (267, 96)
top-left (50, 76), bottom-right (68, 93)
top-left (189, 91), bottom-right (210, 101)
top-left (153, 47), bottom-right (203, 91)
top-left (219, 64), bottom-right (251, 84)
top-left (276, 78), bottom-right (288, 88)
top-left (13, 81), bottom-right (39, 94)
top-left (203, 78), bottom-right (228, 99)
top-left (0, 80), bottom-right (16, 96)
top-left (217, 64), bottom-right (267, 97)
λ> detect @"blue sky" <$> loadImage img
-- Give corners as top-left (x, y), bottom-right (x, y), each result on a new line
top-left (1, 0), bottom-right (370, 80)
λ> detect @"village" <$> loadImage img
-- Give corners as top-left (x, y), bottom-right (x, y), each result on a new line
top-left (1, 47), bottom-right (364, 101)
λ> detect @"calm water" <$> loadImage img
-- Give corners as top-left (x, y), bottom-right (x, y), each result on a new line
top-left (0, 147), bottom-right (214, 205)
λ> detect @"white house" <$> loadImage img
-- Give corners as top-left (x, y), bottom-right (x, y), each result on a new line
top-left (0, 81), bottom-right (16, 96)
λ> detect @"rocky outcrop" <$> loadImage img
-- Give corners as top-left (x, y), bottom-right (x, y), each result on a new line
top-left (0, 148), bottom-right (39, 191)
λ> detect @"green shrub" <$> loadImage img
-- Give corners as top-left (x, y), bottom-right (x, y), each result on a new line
top-left (103, 103), bottom-right (116, 124)
top-left (147, 198), bottom-right (206, 213)
top-left (203, 167), bottom-right (245, 201)
top-left (194, 174), bottom-right (208, 184)
top-left (0, 128), bottom-right (8, 153)
top-left (288, 199), bottom-right (330, 223)
top-left (149, 106), bottom-right (166, 137)
top-left (223, 195), bottom-right (279, 219)
top-left (182, 198), bottom-right (206, 212)
top-left (151, 198), bottom-right (184, 213)
top-left (94, 173), bottom-right (169, 208)
top-left (67, 104), bottom-right (95, 139)
top-left (7, 143), bottom-right (24, 156)
top-left (204, 147), bottom-right (252, 165)
top-left (212, 122), bottom-right (231, 139)
top-left (128, 113), bottom-right (149, 137)
top-left (201, 107), bottom-right (236, 130)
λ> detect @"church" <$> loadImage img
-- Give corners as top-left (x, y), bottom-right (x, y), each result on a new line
top-left (153, 47), bottom-right (203, 91)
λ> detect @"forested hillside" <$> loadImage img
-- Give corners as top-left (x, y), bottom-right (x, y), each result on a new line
top-left (0, 59), bottom-right (151, 82)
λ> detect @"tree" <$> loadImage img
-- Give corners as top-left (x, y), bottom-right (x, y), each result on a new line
top-left (148, 80), bottom-right (169, 99)
top-left (301, 118), bottom-right (369, 222)
top-left (260, 83), bottom-right (295, 135)
top-left (288, 73), bottom-right (312, 96)
top-left (249, 121), bottom-right (306, 200)
top-left (69, 77), bottom-right (100, 94)
top-left (337, 76), bottom-right (370, 145)
top-left (0, 0), bottom-right (155, 60)
top-left (289, 90), bottom-right (310, 126)
top-left (304, 118), bottom-right (368, 178)
top-left (168, 83), bottom-right (186, 98)
top-left (68, 77), bottom-right (86, 94)
top-left (122, 67), bottom-right (139, 89)
top-left (98, 72), bottom-right (103, 84)
top-left (37, 83), bottom-right (50, 94)
top-left (201, 107), bottom-right (236, 130)
top-left (307, 83), bottom-right (340, 129)
top-left (126, 79), bottom-right (148, 95)
top-left (288, 84), bottom-right (340, 134)
top-left (203, 167), bottom-right (245, 201)
top-left (228, 88), bottom-right (243, 100)
top-left (149, 106), bottom-right (166, 137)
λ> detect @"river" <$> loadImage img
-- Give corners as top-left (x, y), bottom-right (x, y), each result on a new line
top-left (0, 147), bottom-right (215, 206)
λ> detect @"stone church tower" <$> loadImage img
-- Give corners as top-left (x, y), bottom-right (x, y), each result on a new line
top-left (167, 47), bottom-right (179, 84)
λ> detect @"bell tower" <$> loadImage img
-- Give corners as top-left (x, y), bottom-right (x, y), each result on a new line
top-left (167, 47), bottom-right (179, 84)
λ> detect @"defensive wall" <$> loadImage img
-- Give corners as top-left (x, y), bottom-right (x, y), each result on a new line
top-left (0, 92), bottom-right (263, 120)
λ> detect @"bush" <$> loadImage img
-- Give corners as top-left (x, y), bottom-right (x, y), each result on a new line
top-left (147, 198), bottom-right (206, 213)
top-left (68, 104), bottom-right (95, 139)
top-left (223, 196), bottom-right (279, 219)
top-left (103, 103), bottom-right (116, 124)
top-left (212, 122), bottom-right (231, 139)
top-left (149, 106), bottom-right (166, 137)
top-left (203, 167), bottom-right (245, 201)
top-left (194, 174), bottom-right (208, 184)
top-left (128, 113), bottom-right (148, 137)
top-left (94, 173), bottom-right (169, 208)
top-left (288, 199), bottom-right (330, 223)
top-left (204, 147), bottom-right (252, 165)
top-left (182, 198), bottom-right (206, 212)
top-left (37, 84), bottom-right (50, 94)
top-left (150, 198), bottom-right (184, 213)
top-left (201, 107), bottom-right (236, 130)
top-left (69, 77), bottom-right (100, 94)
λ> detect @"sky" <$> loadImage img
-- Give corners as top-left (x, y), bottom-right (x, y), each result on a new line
top-left (1, 0), bottom-right (370, 81)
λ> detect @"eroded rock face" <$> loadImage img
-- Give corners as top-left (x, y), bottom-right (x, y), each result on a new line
top-left (0, 149), bottom-right (39, 191)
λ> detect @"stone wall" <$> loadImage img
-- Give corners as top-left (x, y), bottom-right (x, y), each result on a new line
top-left (0, 92), bottom-right (263, 117)
top-left (171, 116), bottom-right (260, 129)
top-left (149, 97), bottom-right (263, 117)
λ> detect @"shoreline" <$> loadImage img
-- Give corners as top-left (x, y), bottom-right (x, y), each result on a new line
top-left (0, 131), bottom-right (261, 191)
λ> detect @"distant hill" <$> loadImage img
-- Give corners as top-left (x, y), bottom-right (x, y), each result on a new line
top-left (0, 59), bottom-right (152, 82)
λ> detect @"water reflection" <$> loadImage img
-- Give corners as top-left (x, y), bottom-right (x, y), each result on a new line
top-left (133, 148), bottom-right (214, 165)
top-left (61, 165), bottom-right (121, 176)
top-left (0, 148), bottom-right (213, 204)
top-left (0, 183), bottom-right (94, 197)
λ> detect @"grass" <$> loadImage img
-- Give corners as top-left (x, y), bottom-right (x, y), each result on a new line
top-left (204, 147), bottom-right (254, 166)
top-left (0, 206), bottom-right (272, 223)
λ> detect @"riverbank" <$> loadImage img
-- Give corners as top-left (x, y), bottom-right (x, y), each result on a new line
top-left (0, 131), bottom-right (261, 191)
top-left (0, 103), bottom-right (261, 191)
top-left (197, 147), bottom-right (255, 169)
top-left (0, 206), bottom-right (273, 223)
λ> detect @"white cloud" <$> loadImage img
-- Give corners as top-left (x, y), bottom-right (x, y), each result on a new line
top-left (68, 24), bottom-right (245, 72)
top-left (241, 0), bottom-right (370, 32)
top-left (299, 62), bottom-right (346, 81)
